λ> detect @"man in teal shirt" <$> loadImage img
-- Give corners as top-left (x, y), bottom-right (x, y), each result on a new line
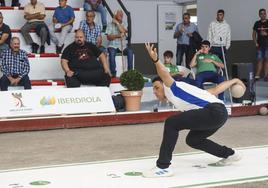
top-left (190, 40), bottom-right (225, 100)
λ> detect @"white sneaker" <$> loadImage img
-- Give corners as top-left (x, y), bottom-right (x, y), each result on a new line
top-left (210, 151), bottom-right (242, 167)
top-left (142, 167), bottom-right (173, 178)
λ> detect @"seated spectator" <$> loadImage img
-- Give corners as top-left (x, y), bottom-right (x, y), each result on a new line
top-left (0, 0), bottom-right (20, 7)
top-left (83, 0), bottom-right (107, 32)
top-left (0, 12), bottom-right (11, 54)
top-left (79, 10), bottom-right (106, 53)
top-left (190, 40), bottom-right (225, 100)
top-left (49, 0), bottom-right (75, 54)
top-left (107, 10), bottom-right (134, 78)
top-left (0, 37), bottom-right (31, 91)
top-left (61, 29), bottom-right (111, 87)
top-left (21, 0), bottom-right (49, 54)
top-left (163, 50), bottom-right (184, 79)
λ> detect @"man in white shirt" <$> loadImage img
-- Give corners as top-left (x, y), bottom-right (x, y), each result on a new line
top-left (142, 43), bottom-right (242, 178)
top-left (207, 9), bottom-right (231, 61)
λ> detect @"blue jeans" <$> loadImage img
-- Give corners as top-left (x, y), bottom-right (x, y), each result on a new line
top-left (196, 71), bottom-right (225, 100)
top-left (108, 47), bottom-right (134, 76)
top-left (84, 2), bottom-right (107, 26)
top-left (0, 75), bottom-right (31, 91)
top-left (256, 46), bottom-right (268, 60)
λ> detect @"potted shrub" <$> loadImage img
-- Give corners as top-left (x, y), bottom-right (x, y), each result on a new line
top-left (120, 69), bottom-right (145, 111)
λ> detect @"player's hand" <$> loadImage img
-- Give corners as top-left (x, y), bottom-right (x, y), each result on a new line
top-left (145, 43), bottom-right (158, 62)
top-left (234, 78), bottom-right (246, 90)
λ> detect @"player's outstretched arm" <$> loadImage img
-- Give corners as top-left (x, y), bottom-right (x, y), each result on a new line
top-left (207, 78), bottom-right (246, 96)
top-left (145, 43), bottom-right (174, 87)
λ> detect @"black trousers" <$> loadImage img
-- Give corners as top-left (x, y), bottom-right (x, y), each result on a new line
top-left (0, 75), bottom-right (32, 91)
top-left (156, 103), bottom-right (234, 169)
top-left (176, 44), bottom-right (192, 68)
top-left (65, 69), bottom-right (111, 88)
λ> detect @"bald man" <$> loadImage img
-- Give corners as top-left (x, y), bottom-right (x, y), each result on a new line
top-left (61, 29), bottom-right (111, 87)
top-left (106, 10), bottom-right (134, 77)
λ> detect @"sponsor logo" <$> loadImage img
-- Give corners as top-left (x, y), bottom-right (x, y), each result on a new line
top-left (9, 93), bottom-right (33, 113)
top-left (57, 96), bottom-right (102, 104)
top-left (40, 96), bottom-right (102, 105)
top-left (11, 93), bottom-right (25, 108)
top-left (40, 96), bottom-right (56, 106)
top-left (199, 56), bottom-right (204, 60)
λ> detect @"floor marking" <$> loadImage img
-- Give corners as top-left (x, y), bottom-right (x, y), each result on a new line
top-left (0, 145), bottom-right (268, 188)
top-left (171, 175), bottom-right (268, 188)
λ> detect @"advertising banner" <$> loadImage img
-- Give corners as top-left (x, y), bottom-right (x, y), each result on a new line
top-left (0, 87), bottom-right (115, 118)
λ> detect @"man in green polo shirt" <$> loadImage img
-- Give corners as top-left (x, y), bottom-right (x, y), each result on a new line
top-left (190, 40), bottom-right (225, 100)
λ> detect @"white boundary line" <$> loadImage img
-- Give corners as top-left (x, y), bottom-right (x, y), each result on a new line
top-left (1, 144), bottom-right (268, 174)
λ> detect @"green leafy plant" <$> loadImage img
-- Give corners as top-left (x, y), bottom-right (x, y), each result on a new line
top-left (120, 69), bottom-right (145, 91)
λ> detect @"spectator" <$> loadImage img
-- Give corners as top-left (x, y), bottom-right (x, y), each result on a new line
top-left (0, 12), bottom-right (11, 54)
top-left (79, 10), bottom-right (106, 53)
top-left (61, 29), bottom-right (111, 88)
top-left (0, 37), bottom-right (31, 91)
top-left (0, 0), bottom-right (20, 7)
top-left (163, 50), bottom-right (184, 78)
top-left (107, 10), bottom-right (134, 78)
top-left (83, 0), bottom-right (107, 32)
top-left (21, 0), bottom-right (48, 54)
top-left (49, 0), bottom-right (75, 54)
top-left (207, 9), bottom-right (231, 61)
top-left (252, 8), bottom-right (268, 81)
top-left (173, 12), bottom-right (198, 68)
top-left (190, 40), bottom-right (225, 100)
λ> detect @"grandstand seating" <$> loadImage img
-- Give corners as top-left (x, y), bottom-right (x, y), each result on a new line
top-left (0, 0), bottom-right (133, 90)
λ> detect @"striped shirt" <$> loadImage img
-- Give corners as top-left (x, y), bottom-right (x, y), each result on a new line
top-left (0, 49), bottom-right (30, 77)
top-left (207, 20), bottom-right (231, 49)
top-left (79, 21), bottom-right (101, 45)
top-left (164, 81), bottom-right (223, 112)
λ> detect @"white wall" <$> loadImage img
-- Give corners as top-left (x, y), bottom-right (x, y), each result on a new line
top-left (105, 0), bottom-right (177, 43)
top-left (197, 0), bottom-right (268, 41)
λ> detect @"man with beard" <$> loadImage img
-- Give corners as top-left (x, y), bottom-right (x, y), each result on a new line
top-left (0, 37), bottom-right (31, 91)
top-left (61, 29), bottom-right (111, 87)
